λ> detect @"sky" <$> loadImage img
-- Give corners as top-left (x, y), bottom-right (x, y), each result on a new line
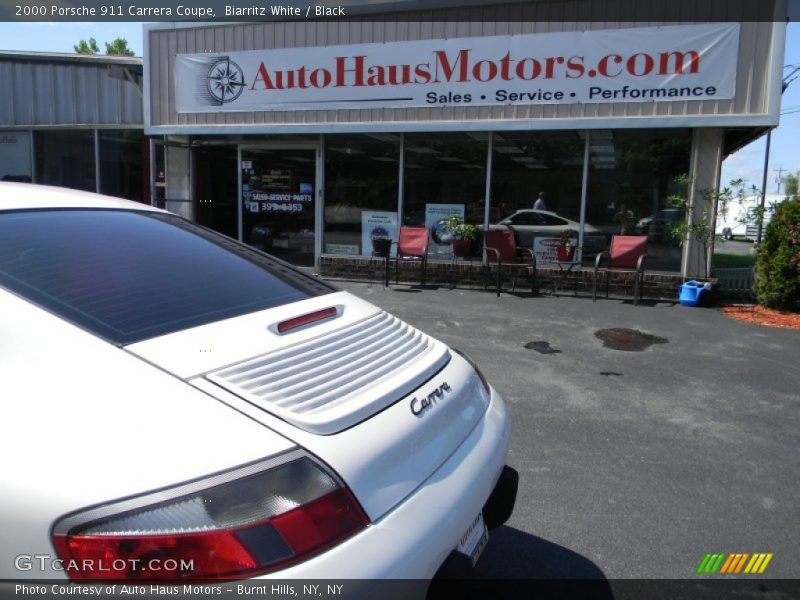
top-left (0, 20), bottom-right (797, 192)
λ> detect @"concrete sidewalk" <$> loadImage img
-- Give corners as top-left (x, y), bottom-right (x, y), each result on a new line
top-left (331, 280), bottom-right (800, 579)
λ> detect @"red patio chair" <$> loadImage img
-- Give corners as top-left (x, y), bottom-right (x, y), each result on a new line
top-left (484, 230), bottom-right (537, 297)
top-left (393, 226), bottom-right (429, 286)
top-left (593, 235), bottom-right (648, 305)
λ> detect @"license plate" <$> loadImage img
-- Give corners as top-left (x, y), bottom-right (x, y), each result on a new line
top-left (456, 512), bottom-right (489, 566)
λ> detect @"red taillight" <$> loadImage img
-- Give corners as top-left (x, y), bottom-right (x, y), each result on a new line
top-left (52, 452), bottom-right (368, 581)
top-left (271, 488), bottom-right (365, 556)
top-left (277, 307), bottom-right (338, 333)
top-left (53, 530), bottom-right (256, 581)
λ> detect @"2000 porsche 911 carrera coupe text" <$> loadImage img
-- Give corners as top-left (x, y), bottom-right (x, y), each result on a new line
top-left (0, 182), bottom-right (516, 586)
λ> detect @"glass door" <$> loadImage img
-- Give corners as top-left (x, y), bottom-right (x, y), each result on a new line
top-left (195, 145), bottom-right (238, 240)
top-left (241, 147), bottom-right (317, 267)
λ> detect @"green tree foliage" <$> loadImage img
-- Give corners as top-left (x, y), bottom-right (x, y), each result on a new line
top-left (104, 38), bottom-right (135, 57)
top-left (668, 175), bottom-right (746, 279)
top-left (73, 38), bottom-right (99, 55)
top-left (755, 197), bottom-right (800, 311)
top-left (785, 172), bottom-right (798, 199)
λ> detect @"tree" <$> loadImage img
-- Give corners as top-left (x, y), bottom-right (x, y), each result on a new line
top-left (785, 172), bottom-right (799, 199)
top-left (104, 38), bottom-right (135, 57)
top-left (668, 175), bottom-right (746, 279)
top-left (755, 197), bottom-right (800, 310)
top-left (73, 38), bottom-right (99, 55)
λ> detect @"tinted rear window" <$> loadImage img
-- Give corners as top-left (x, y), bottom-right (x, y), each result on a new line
top-left (0, 209), bottom-right (333, 344)
top-left (538, 214), bottom-right (569, 226)
top-left (508, 212), bottom-right (542, 226)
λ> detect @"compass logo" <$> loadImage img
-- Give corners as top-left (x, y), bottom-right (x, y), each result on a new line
top-left (206, 58), bottom-right (246, 104)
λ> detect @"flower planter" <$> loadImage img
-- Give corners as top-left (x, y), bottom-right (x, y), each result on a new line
top-left (371, 237), bottom-right (392, 258)
top-left (556, 245), bottom-right (576, 262)
top-left (451, 239), bottom-right (472, 258)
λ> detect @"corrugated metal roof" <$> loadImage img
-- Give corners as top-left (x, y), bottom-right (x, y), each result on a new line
top-left (0, 51), bottom-right (143, 127)
top-left (0, 50), bottom-right (142, 68)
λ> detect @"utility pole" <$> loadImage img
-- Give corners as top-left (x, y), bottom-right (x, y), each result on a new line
top-left (774, 167), bottom-right (786, 194)
top-left (757, 131), bottom-right (772, 246)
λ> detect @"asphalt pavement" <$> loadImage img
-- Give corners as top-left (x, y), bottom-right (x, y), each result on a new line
top-left (330, 279), bottom-right (799, 581)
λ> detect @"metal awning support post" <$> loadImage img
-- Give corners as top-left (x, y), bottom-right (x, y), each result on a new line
top-left (577, 130), bottom-right (591, 263)
top-left (483, 132), bottom-right (494, 266)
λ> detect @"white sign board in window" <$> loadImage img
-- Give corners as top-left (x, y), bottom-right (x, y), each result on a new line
top-left (425, 204), bottom-right (464, 259)
top-left (0, 131), bottom-right (32, 182)
top-left (533, 237), bottom-right (561, 265)
top-left (361, 211), bottom-right (398, 257)
top-left (176, 23), bottom-right (739, 113)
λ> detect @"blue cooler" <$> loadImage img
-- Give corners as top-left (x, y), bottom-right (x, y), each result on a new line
top-left (679, 280), bottom-right (706, 307)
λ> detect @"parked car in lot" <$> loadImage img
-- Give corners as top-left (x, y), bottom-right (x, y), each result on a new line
top-left (636, 208), bottom-right (685, 244)
top-left (491, 209), bottom-right (608, 254)
top-left (0, 183), bottom-right (516, 583)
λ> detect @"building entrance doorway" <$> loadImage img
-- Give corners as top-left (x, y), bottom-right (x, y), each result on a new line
top-left (240, 145), bottom-right (320, 267)
top-left (195, 145), bottom-right (238, 239)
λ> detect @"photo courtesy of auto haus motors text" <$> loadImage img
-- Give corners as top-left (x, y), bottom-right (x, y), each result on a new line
top-left (11, 583), bottom-right (347, 598)
top-left (176, 23), bottom-right (739, 113)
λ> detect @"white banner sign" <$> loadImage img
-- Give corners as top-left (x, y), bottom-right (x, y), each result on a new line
top-left (533, 237), bottom-right (561, 265)
top-left (176, 23), bottom-right (739, 113)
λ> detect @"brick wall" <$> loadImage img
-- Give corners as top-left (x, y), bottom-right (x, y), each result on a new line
top-left (320, 256), bottom-right (688, 301)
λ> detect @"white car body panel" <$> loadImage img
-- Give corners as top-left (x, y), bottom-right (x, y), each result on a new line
top-left (0, 288), bottom-right (296, 579)
top-left (273, 388), bottom-right (509, 580)
top-left (491, 209), bottom-right (607, 252)
top-left (0, 182), bottom-right (512, 581)
top-left (128, 290), bottom-right (488, 521)
top-left (0, 181), bottom-right (164, 213)
top-left (126, 292), bottom-right (372, 380)
top-left (191, 352), bottom-right (490, 521)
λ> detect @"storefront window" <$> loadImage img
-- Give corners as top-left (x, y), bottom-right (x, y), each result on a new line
top-left (0, 131), bottom-right (32, 182)
top-left (402, 132), bottom-right (488, 232)
top-left (242, 147), bottom-right (317, 267)
top-left (194, 145), bottom-right (238, 240)
top-left (587, 129), bottom-right (691, 271)
top-left (491, 131), bottom-right (584, 223)
top-left (34, 130), bottom-right (96, 192)
top-left (99, 130), bottom-right (145, 203)
top-left (324, 134), bottom-right (400, 256)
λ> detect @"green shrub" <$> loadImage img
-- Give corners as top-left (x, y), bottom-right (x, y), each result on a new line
top-left (755, 198), bottom-right (800, 310)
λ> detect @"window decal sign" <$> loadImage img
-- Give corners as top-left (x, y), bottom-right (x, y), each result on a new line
top-left (0, 131), bottom-right (32, 181)
top-left (361, 211), bottom-right (398, 257)
top-left (176, 23), bottom-right (739, 113)
top-left (425, 204), bottom-right (464, 259)
top-left (533, 237), bottom-right (561, 265)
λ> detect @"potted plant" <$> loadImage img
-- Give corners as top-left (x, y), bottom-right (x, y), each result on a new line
top-left (557, 229), bottom-right (578, 262)
top-left (444, 214), bottom-right (481, 258)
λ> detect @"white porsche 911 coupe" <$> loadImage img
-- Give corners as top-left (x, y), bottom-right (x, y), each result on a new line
top-left (0, 183), bottom-right (516, 584)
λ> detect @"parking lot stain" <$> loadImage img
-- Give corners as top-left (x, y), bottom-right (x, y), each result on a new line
top-left (595, 328), bottom-right (668, 352)
top-left (600, 371), bottom-right (623, 377)
top-left (524, 341), bottom-right (562, 354)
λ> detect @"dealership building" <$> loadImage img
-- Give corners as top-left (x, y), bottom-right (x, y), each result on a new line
top-left (0, 51), bottom-right (147, 202)
top-left (0, 0), bottom-right (785, 292)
